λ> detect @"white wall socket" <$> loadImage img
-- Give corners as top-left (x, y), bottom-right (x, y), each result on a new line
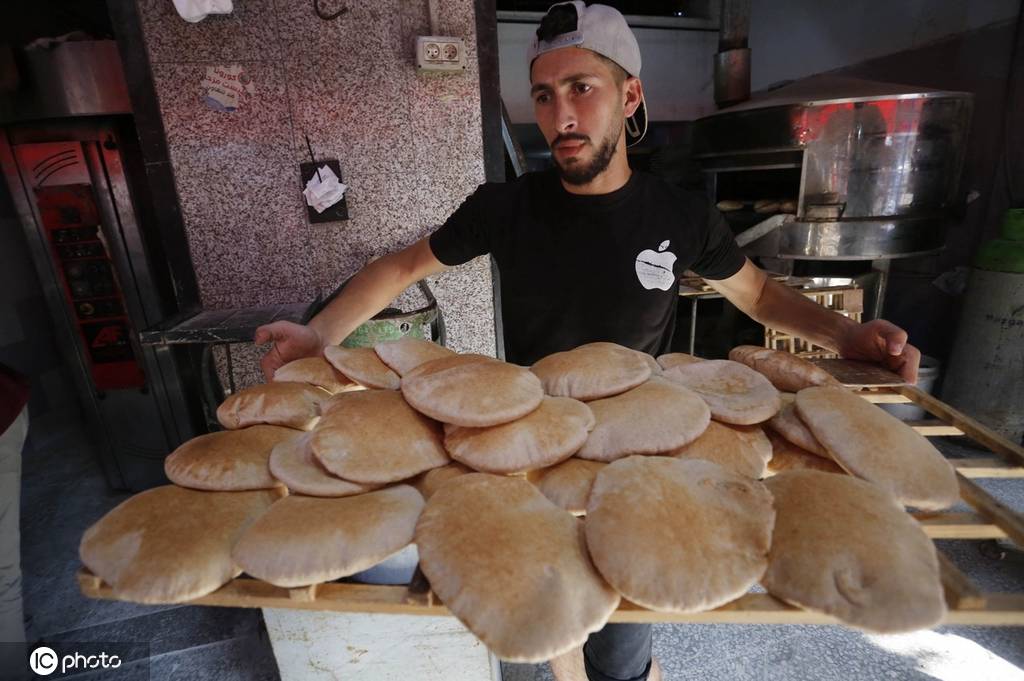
top-left (415, 36), bottom-right (467, 72)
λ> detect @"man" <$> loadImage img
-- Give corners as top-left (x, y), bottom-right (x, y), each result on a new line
top-left (0, 362), bottom-right (29, 681)
top-left (256, 3), bottom-right (920, 679)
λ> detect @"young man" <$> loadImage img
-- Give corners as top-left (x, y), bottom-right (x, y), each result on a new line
top-left (256, 3), bottom-right (920, 679)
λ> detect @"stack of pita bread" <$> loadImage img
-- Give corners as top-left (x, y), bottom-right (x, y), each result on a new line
top-left (80, 337), bottom-right (957, 657)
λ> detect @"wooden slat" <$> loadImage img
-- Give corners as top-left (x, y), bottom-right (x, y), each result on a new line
top-left (953, 458), bottom-right (1024, 479)
top-left (908, 420), bottom-right (965, 436)
top-left (859, 392), bottom-right (913, 404)
top-left (913, 511), bottom-right (1007, 540)
top-left (937, 552), bottom-right (987, 610)
top-left (897, 385), bottom-right (1024, 469)
top-left (957, 474), bottom-right (1024, 547)
top-left (289, 584), bottom-right (319, 602)
top-left (812, 358), bottom-right (906, 387)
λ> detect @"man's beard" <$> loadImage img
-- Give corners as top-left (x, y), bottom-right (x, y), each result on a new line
top-left (551, 124), bottom-right (621, 186)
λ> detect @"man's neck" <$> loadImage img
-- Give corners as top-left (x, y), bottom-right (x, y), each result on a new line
top-left (560, 145), bottom-right (632, 196)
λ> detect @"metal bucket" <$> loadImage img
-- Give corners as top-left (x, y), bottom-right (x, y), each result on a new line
top-left (880, 355), bottom-right (940, 421)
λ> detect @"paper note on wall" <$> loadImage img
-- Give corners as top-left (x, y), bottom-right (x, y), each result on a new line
top-left (201, 65), bottom-right (255, 112)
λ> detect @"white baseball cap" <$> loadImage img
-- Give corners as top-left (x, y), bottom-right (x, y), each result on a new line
top-left (528, 1), bottom-right (648, 146)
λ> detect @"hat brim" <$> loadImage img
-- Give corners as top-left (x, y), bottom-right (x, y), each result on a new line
top-left (625, 95), bottom-right (648, 147)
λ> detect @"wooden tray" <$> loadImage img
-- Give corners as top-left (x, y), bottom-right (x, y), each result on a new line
top-left (77, 384), bottom-right (1024, 626)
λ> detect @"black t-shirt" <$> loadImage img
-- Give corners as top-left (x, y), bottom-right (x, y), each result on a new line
top-left (429, 169), bottom-right (745, 365)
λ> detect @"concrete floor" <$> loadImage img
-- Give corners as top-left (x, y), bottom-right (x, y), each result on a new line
top-left (15, 412), bottom-right (1024, 680)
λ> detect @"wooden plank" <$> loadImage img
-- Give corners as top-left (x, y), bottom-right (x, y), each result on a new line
top-left (953, 458), bottom-right (1024, 479)
top-left (908, 420), bottom-right (965, 436)
top-left (936, 552), bottom-right (987, 610)
top-left (812, 358), bottom-right (906, 387)
top-left (897, 385), bottom-right (1024, 469)
top-left (913, 511), bottom-right (1007, 540)
top-left (859, 392), bottom-right (913, 404)
top-left (289, 584), bottom-right (319, 602)
top-left (957, 474), bottom-right (1024, 547)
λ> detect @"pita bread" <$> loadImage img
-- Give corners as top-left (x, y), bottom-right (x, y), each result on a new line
top-left (636, 351), bottom-right (663, 376)
top-left (216, 382), bottom-right (330, 430)
top-left (585, 456), bottom-right (774, 612)
top-left (231, 485), bottom-right (424, 588)
top-left (765, 431), bottom-right (844, 476)
top-left (268, 432), bottom-right (378, 497)
top-left (273, 356), bottom-right (360, 394)
top-left (666, 421), bottom-right (772, 479)
top-left (373, 337), bottom-right (455, 376)
top-left (323, 345), bottom-right (400, 390)
top-left (576, 377), bottom-right (710, 462)
top-left (165, 425), bottom-right (296, 491)
top-left (444, 397), bottom-right (594, 474)
top-left (795, 386), bottom-right (959, 510)
top-left (411, 462), bottom-right (474, 500)
top-left (530, 342), bottom-right (651, 401)
top-left (767, 393), bottom-right (829, 457)
top-left (656, 352), bottom-right (703, 371)
top-left (401, 354), bottom-right (544, 427)
top-left (79, 485), bottom-right (282, 603)
top-left (729, 345), bottom-right (840, 392)
top-left (763, 470), bottom-right (946, 633)
top-left (663, 359), bottom-right (781, 425)
top-left (415, 473), bottom-right (619, 662)
top-left (527, 458), bottom-right (606, 515)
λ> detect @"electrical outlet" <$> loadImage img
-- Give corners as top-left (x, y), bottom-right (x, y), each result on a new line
top-left (415, 36), bottom-right (466, 72)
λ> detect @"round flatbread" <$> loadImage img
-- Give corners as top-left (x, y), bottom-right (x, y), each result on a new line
top-left (411, 462), bottom-right (474, 501)
top-left (444, 397), bottom-right (594, 474)
top-left (656, 352), bottom-right (703, 371)
top-left (530, 342), bottom-right (651, 401)
top-left (79, 485), bottom-right (282, 603)
top-left (576, 377), bottom-right (710, 462)
top-left (401, 354), bottom-right (544, 427)
top-left (273, 356), bottom-right (360, 394)
top-left (636, 351), bottom-right (662, 376)
top-left (585, 456), bottom-right (774, 612)
top-left (663, 359), bottom-right (781, 425)
top-left (666, 421), bottom-right (772, 479)
top-left (766, 431), bottom-right (844, 476)
top-left (165, 425), bottom-right (297, 491)
top-left (795, 386), bottom-right (959, 510)
top-left (373, 337), bottom-right (455, 376)
top-left (767, 394), bottom-right (829, 457)
top-left (323, 345), bottom-right (400, 390)
top-left (728, 346), bottom-right (840, 392)
top-left (268, 432), bottom-right (378, 497)
top-left (416, 473), bottom-right (619, 662)
top-left (232, 486), bottom-right (424, 588)
top-left (216, 382), bottom-right (330, 430)
top-left (311, 390), bottom-right (449, 484)
top-left (527, 458), bottom-right (607, 515)
top-left (763, 470), bottom-right (946, 633)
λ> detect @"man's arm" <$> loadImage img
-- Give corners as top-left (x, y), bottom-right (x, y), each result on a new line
top-left (705, 259), bottom-right (922, 383)
top-left (254, 237), bottom-right (449, 379)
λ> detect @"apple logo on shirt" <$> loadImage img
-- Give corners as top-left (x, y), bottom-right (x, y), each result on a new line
top-left (635, 240), bottom-right (678, 291)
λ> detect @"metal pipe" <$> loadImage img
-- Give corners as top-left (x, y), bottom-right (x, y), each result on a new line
top-left (714, 0), bottom-right (751, 108)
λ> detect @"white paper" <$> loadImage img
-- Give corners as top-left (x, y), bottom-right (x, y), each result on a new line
top-left (303, 165), bottom-right (347, 214)
top-left (172, 0), bottom-right (234, 23)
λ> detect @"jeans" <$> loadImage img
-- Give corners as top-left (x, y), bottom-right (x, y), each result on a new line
top-left (583, 622), bottom-right (653, 681)
top-left (0, 406), bottom-right (28, 681)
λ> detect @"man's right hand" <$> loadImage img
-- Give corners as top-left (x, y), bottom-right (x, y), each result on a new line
top-left (254, 321), bottom-right (323, 380)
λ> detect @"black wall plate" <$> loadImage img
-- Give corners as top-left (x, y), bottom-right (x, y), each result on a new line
top-left (300, 159), bottom-right (348, 223)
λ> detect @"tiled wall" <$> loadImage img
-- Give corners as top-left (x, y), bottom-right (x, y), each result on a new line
top-left (134, 0), bottom-right (494, 380)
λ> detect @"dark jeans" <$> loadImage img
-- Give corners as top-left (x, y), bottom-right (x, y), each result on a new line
top-left (583, 622), bottom-right (653, 681)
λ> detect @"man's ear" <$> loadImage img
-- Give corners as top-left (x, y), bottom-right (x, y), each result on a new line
top-left (623, 77), bottom-right (643, 118)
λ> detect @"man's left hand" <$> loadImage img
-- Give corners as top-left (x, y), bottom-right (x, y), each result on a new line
top-left (838, 319), bottom-right (921, 384)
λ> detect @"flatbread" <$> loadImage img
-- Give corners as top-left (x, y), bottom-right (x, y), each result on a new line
top-left (444, 397), bottom-right (594, 474)
top-left (576, 377), bottom-right (710, 462)
top-left (666, 421), bottom-right (772, 479)
top-left (273, 356), bottom-right (360, 394)
top-left (585, 456), bottom-right (774, 612)
top-left (796, 386), bottom-right (959, 510)
top-left (765, 431), bottom-right (845, 476)
top-left (767, 393), bottom-right (829, 457)
top-left (728, 345), bottom-right (840, 392)
top-left (636, 351), bottom-right (663, 376)
top-left (268, 432), bottom-right (378, 497)
top-left (411, 462), bottom-right (474, 500)
top-left (415, 473), bottom-right (619, 662)
top-left (79, 485), bottom-right (282, 603)
top-left (527, 458), bottom-right (606, 515)
top-left (373, 337), bottom-right (455, 376)
top-left (656, 352), bottom-right (703, 371)
top-left (401, 354), bottom-right (544, 427)
top-left (311, 390), bottom-right (449, 484)
top-left (165, 425), bottom-right (296, 491)
top-left (530, 342), bottom-right (651, 401)
top-left (763, 470), bottom-right (946, 633)
top-left (216, 382), bottom-right (330, 430)
top-left (663, 359), bottom-right (781, 425)
top-left (231, 486), bottom-right (424, 587)
top-left (323, 345), bottom-right (400, 390)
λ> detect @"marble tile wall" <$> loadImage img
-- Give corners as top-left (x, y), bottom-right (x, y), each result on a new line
top-left (134, 0), bottom-right (494, 377)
